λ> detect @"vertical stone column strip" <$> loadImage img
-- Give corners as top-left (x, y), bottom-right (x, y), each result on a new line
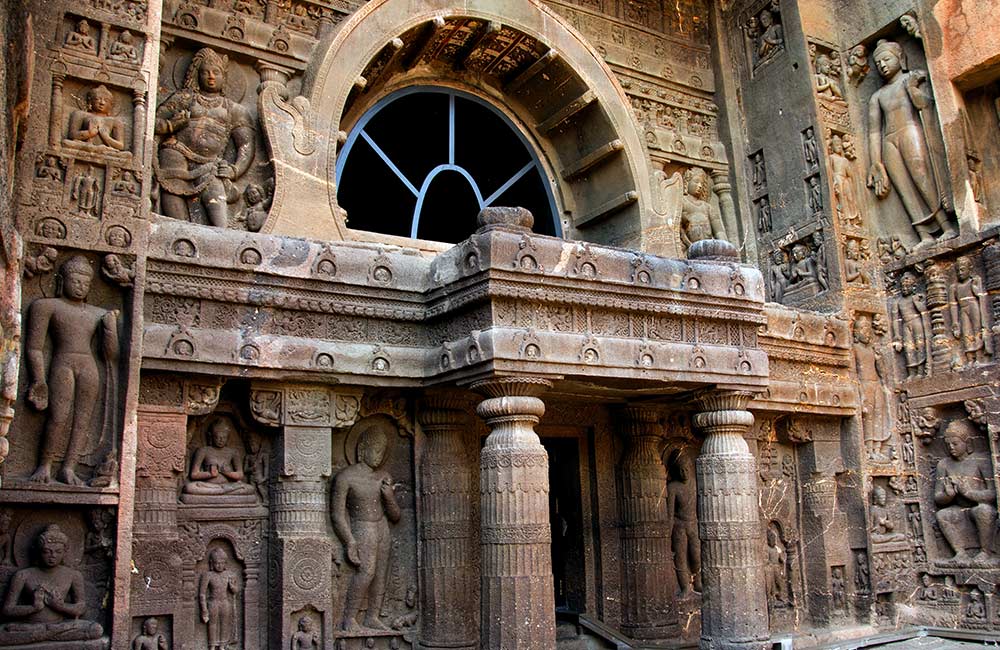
top-left (617, 405), bottom-right (676, 639)
top-left (711, 169), bottom-right (739, 249)
top-left (472, 377), bottom-right (555, 650)
top-left (48, 64), bottom-right (65, 149)
top-left (417, 395), bottom-right (477, 650)
top-left (693, 391), bottom-right (769, 650)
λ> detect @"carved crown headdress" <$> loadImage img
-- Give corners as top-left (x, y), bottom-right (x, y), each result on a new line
top-left (184, 47), bottom-right (229, 90)
top-left (873, 39), bottom-right (907, 70)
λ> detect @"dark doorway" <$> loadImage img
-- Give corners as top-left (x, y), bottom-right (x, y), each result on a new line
top-left (542, 437), bottom-right (586, 612)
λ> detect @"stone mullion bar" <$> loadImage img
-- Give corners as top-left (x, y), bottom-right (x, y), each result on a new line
top-left (693, 391), bottom-right (769, 650)
top-left (418, 396), bottom-right (478, 650)
top-left (474, 377), bottom-right (555, 650)
top-left (618, 405), bottom-right (676, 640)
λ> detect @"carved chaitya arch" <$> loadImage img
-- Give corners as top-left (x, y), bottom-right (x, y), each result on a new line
top-left (273, 0), bottom-right (652, 248)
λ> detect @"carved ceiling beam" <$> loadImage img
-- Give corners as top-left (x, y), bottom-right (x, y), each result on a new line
top-left (364, 37), bottom-right (405, 91)
top-left (402, 16), bottom-right (446, 70)
top-left (575, 190), bottom-right (639, 228)
top-left (561, 139), bottom-right (624, 181)
top-left (453, 20), bottom-right (501, 71)
top-left (505, 48), bottom-right (558, 94)
top-left (536, 89), bottom-right (597, 134)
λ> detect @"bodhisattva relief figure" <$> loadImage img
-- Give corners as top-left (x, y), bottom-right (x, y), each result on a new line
top-left (769, 249), bottom-right (790, 302)
top-left (68, 85), bottom-right (127, 151)
top-left (132, 617), bottom-right (167, 650)
top-left (765, 527), bottom-right (787, 605)
top-left (181, 416), bottom-right (257, 502)
top-left (788, 243), bottom-right (827, 292)
top-left (844, 239), bottom-right (870, 286)
top-left (291, 616), bottom-right (319, 650)
top-left (154, 47), bottom-right (255, 228)
top-left (198, 548), bottom-right (240, 650)
top-left (890, 271), bottom-right (928, 379)
top-left (867, 39), bottom-right (957, 248)
top-left (679, 167), bottom-right (726, 251)
top-left (756, 10), bottom-right (783, 61)
top-left (757, 196), bottom-right (771, 232)
top-left (852, 315), bottom-right (890, 461)
top-left (934, 419), bottom-right (997, 562)
top-left (869, 485), bottom-right (907, 544)
top-left (0, 525), bottom-right (104, 646)
top-left (814, 54), bottom-right (844, 101)
top-left (64, 19), bottom-right (96, 54)
top-left (331, 425), bottom-right (401, 631)
top-left (71, 169), bottom-right (102, 218)
top-left (26, 256), bottom-right (119, 485)
top-left (917, 573), bottom-right (938, 601)
top-left (949, 256), bottom-right (992, 366)
top-left (829, 134), bottom-right (862, 226)
top-left (803, 127), bottom-right (819, 169)
top-left (667, 452), bottom-right (701, 598)
top-left (752, 152), bottom-right (766, 193)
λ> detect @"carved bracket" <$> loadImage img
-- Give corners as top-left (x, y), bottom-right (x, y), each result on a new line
top-left (249, 382), bottom-right (362, 428)
top-left (183, 380), bottom-right (222, 415)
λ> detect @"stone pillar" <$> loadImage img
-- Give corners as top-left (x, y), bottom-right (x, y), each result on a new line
top-left (711, 169), bottom-right (739, 247)
top-left (617, 405), bottom-right (676, 639)
top-left (473, 377), bottom-right (555, 650)
top-left (417, 394), bottom-right (478, 650)
top-left (49, 64), bottom-right (66, 148)
top-left (693, 391), bottom-right (769, 650)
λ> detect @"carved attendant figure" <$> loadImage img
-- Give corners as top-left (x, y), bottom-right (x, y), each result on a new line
top-left (0, 525), bottom-right (104, 646)
top-left (71, 168), bottom-right (102, 217)
top-left (679, 167), bottom-right (726, 250)
top-left (769, 248), bottom-right (789, 302)
top-left (64, 19), bottom-right (96, 54)
top-left (869, 486), bottom-right (907, 544)
top-left (890, 271), bottom-right (928, 379)
top-left (867, 40), bottom-right (956, 247)
top-left (949, 256), bottom-right (992, 366)
top-left (291, 616), bottom-right (319, 650)
top-left (814, 54), bottom-right (844, 100)
top-left (829, 134), bottom-right (861, 226)
top-left (934, 419), bottom-right (997, 561)
top-left (26, 256), bottom-right (119, 485)
top-left (765, 527), bottom-right (787, 605)
top-left (182, 416), bottom-right (257, 499)
top-left (844, 239), bottom-right (870, 286)
top-left (68, 85), bottom-right (127, 151)
top-left (667, 452), bottom-right (701, 597)
top-left (198, 548), bottom-right (240, 650)
top-left (331, 424), bottom-right (401, 631)
top-left (154, 47), bottom-right (255, 228)
top-left (803, 127), bottom-right (819, 169)
top-left (756, 10), bottom-right (783, 61)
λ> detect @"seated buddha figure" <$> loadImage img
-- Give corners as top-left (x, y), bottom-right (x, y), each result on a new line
top-left (181, 416), bottom-right (258, 503)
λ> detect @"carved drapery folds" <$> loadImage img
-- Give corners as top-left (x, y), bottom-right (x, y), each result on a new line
top-left (473, 377), bottom-right (555, 650)
top-left (692, 391), bottom-right (769, 650)
top-left (417, 395), bottom-right (477, 650)
top-left (617, 405), bottom-right (676, 639)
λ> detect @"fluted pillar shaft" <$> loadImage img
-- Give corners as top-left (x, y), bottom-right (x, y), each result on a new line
top-left (418, 395), bottom-right (478, 650)
top-left (473, 377), bottom-right (555, 650)
top-left (618, 406), bottom-right (676, 639)
top-left (693, 391), bottom-right (769, 650)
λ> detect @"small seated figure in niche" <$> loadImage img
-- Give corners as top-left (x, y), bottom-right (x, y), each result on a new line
top-left (0, 525), bottom-right (105, 646)
top-left (291, 616), bottom-right (319, 650)
top-left (108, 31), bottom-right (139, 63)
top-left (803, 127), bottom-right (819, 169)
top-left (869, 485), bottom-right (907, 545)
top-left (132, 617), bottom-right (167, 650)
top-left (765, 527), bottom-right (787, 606)
top-left (788, 243), bottom-right (827, 291)
top-left (966, 589), bottom-right (986, 620)
top-left (667, 452), bottom-right (701, 598)
top-left (917, 573), bottom-right (938, 601)
top-left (64, 19), bottom-right (97, 54)
top-left (814, 54), bottom-right (844, 100)
top-left (68, 85), bottom-right (127, 152)
top-left (198, 548), bottom-right (240, 650)
top-left (756, 9), bottom-right (783, 61)
top-left (240, 184), bottom-right (269, 232)
top-left (331, 422), bottom-right (401, 632)
top-left (890, 271), bottom-right (928, 379)
top-left (113, 170), bottom-right (140, 196)
top-left (934, 419), bottom-right (997, 562)
top-left (36, 155), bottom-right (63, 182)
top-left (843, 239), bottom-right (870, 285)
top-left (808, 176), bottom-right (822, 213)
top-left (679, 167), bottom-right (726, 251)
top-left (949, 256), bottom-right (992, 366)
top-left (26, 255), bottom-right (120, 486)
top-left (181, 416), bottom-right (258, 502)
top-left (768, 248), bottom-right (789, 303)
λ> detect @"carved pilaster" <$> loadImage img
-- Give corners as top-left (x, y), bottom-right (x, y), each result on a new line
top-left (417, 394), bottom-right (477, 650)
top-left (693, 391), bottom-right (769, 650)
top-left (711, 169), bottom-right (739, 248)
top-left (617, 405), bottom-right (676, 639)
top-left (134, 408), bottom-right (186, 537)
top-left (473, 377), bottom-right (555, 650)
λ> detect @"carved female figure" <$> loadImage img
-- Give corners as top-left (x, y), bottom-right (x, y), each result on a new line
top-left (198, 548), bottom-right (240, 650)
top-left (756, 10), bottom-right (783, 61)
top-left (154, 47), bottom-right (255, 228)
top-left (890, 271), bottom-right (928, 378)
top-left (829, 134), bottom-right (861, 226)
top-left (866, 40), bottom-right (956, 248)
top-left (852, 315), bottom-right (890, 461)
